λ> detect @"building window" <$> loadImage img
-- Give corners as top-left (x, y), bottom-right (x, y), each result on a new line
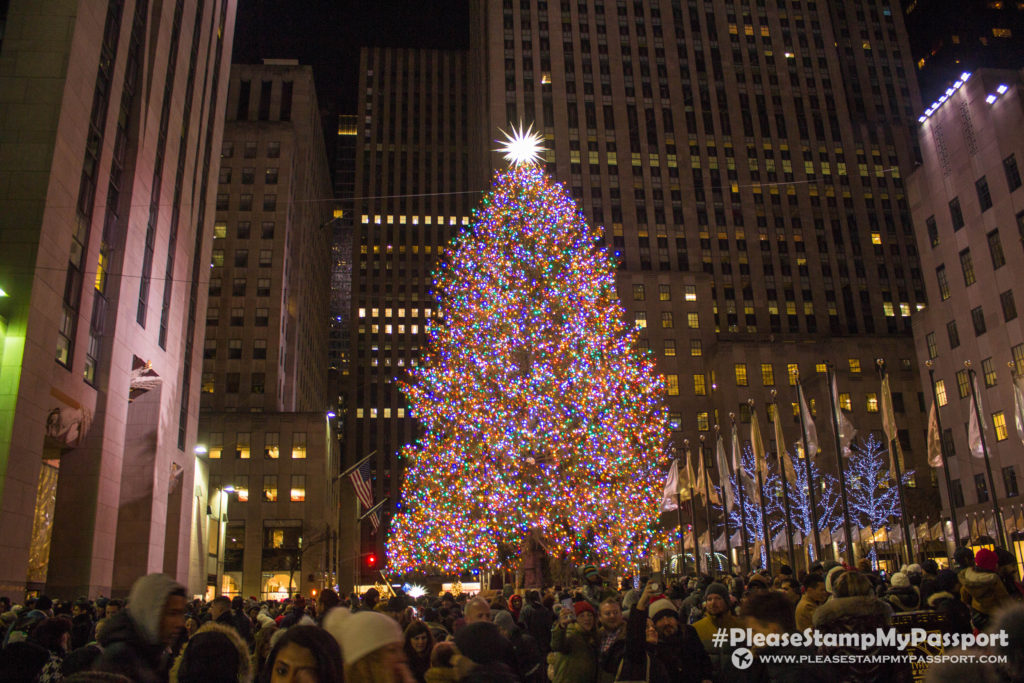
top-left (230, 307), bottom-right (244, 326)
top-left (687, 312), bottom-right (699, 328)
top-left (228, 339), bottom-right (242, 359)
top-left (959, 249), bottom-right (976, 286)
top-left (662, 312), bottom-right (674, 328)
top-left (839, 392), bottom-right (852, 411)
top-left (1004, 466), bottom-right (1019, 497)
top-left (668, 412), bottom-right (682, 430)
top-left (935, 379), bottom-right (948, 406)
top-left (291, 432), bottom-right (307, 459)
top-left (216, 193), bottom-right (229, 211)
top-left (982, 358), bottom-right (998, 387)
top-left (201, 373), bottom-right (215, 393)
top-left (936, 266), bottom-right (950, 300)
top-left (234, 477), bottom-right (249, 503)
top-left (684, 285), bottom-right (697, 301)
top-left (949, 197), bottom-right (965, 231)
top-left (690, 340), bottom-right (702, 357)
top-left (259, 250), bottom-right (272, 267)
top-left (262, 433), bottom-right (279, 459)
top-left (241, 167), bottom-right (254, 184)
top-left (956, 369), bottom-right (970, 398)
top-left (848, 358), bottom-right (861, 376)
top-left (664, 339), bottom-right (676, 356)
top-left (237, 222), bottom-right (251, 239)
top-left (204, 339), bottom-right (217, 359)
top-left (632, 284), bottom-right (645, 300)
top-left (253, 339), bottom-right (267, 359)
top-left (267, 141), bottom-right (280, 158)
top-left (926, 332), bottom-right (938, 359)
top-left (976, 176), bottom-right (993, 212)
top-left (735, 363), bottom-right (748, 386)
top-left (265, 168), bottom-right (278, 184)
top-left (290, 475), bottom-right (305, 502)
top-left (237, 79), bottom-right (251, 119)
top-left (261, 221), bottom-right (275, 238)
top-left (244, 142), bottom-right (257, 158)
top-left (239, 194), bottom-right (252, 211)
top-left (659, 284), bottom-right (671, 301)
top-left (866, 393), bottom-right (879, 412)
top-left (226, 372), bottom-right (240, 393)
top-left (255, 308), bottom-right (269, 326)
top-left (232, 278), bottom-right (246, 296)
top-left (257, 278), bottom-right (271, 297)
top-left (693, 374), bottom-right (706, 395)
top-left (634, 311), bottom-right (647, 329)
top-left (665, 374), bottom-right (679, 396)
top-left (235, 432), bottom-right (250, 459)
top-left (209, 277), bottom-right (222, 296)
top-left (971, 306), bottom-right (986, 336)
top-left (1001, 290), bottom-right (1018, 321)
top-left (926, 215), bottom-right (939, 247)
top-left (1013, 342), bottom-right (1024, 375)
top-left (258, 80), bottom-right (272, 121)
top-left (263, 194), bottom-right (277, 211)
top-left (222, 141), bottom-right (234, 158)
top-left (280, 81), bottom-right (294, 121)
top-left (219, 167), bottom-right (231, 184)
top-left (976, 473), bottom-right (989, 503)
top-left (994, 411), bottom-right (1008, 441)
top-left (788, 363), bottom-right (799, 385)
top-left (1004, 153), bottom-right (1022, 191)
top-left (263, 475), bottom-right (278, 502)
top-left (988, 230), bottom-right (1006, 269)
top-left (251, 372), bottom-right (265, 394)
top-left (761, 363), bottom-right (775, 386)
top-left (947, 320), bottom-right (960, 349)
top-left (697, 411), bottom-right (710, 431)
top-left (951, 478), bottom-right (965, 507)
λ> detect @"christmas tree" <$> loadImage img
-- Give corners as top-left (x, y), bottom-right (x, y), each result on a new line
top-left (784, 451), bottom-right (844, 554)
top-left (723, 447), bottom-right (783, 570)
top-left (387, 130), bottom-right (672, 574)
top-left (846, 434), bottom-right (912, 564)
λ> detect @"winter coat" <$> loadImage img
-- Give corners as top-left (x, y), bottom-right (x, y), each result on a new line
top-left (692, 611), bottom-right (742, 679)
top-left (960, 567), bottom-right (1012, 619)
top-left (720, 645), bottom-right (828, 683)
top-left (925, 591), bottom-right (973, 635)
top-left (649, 623), bottom-right (713, 683)
top-left (70, 613), bottom-right (95, 650)
top-left (507, 625), bottom-right (545, 683)
top-left (424, 665), bottom-right (459, 683)
top-left (884, 585), bottom-right (920, 612)
top-left (795, 594), bottom-right (825, 632)
top-left (812, 595), bottom-right (910, 683)
top-left (602, 602), bottom-right (670, 683)
top-left (520, 600), bottom-right (554, 654)
top-left (551, 622), bottom-right (599, 683)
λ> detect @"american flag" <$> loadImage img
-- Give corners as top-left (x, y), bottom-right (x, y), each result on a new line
top-left (348, 458), bottom-right (379, 531)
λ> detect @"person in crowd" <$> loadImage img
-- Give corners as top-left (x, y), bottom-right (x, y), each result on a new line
top-left (953, 546), bottom-right (976, 573)
top-left (795, 572), bottom-right (828, 631)
top-left (325, 606), bottom-right (414, 682)
top-left (692, 582), bottom-right (740, 650)
top-left (507, 593), bottom-right (524, 624)
top-left (29, 615), bottom-right (72, 683)
top-left (70, 598), bottom-right (95, 650)
top-left (778, 577), bottom-right (802, 607)
top-left (595, 597), bottom-right (627, 683)
top-left (812, 570), bottom-right (909, 682)
top-left (730, 589), bottom-right (823, 682)
top-left (0, 640), bottom-right (51, 682)
top-left (260, 623), bottom-right (342, 683)
top-left (423, 640), bottom-right (460, 683)
top-left (925, 603), bottom-right (1024, 683)
top-left (494, 609), bottom-right (544, 683)
top-left (230, 596), bottom-right (254, 645)
top-left (93, 573), bottom-right (187, 683)
top-left (251, 622), bottom-right (278, 675)
top-left (643, 587), bottom-right (712, 683)
top-left (169, 622), bottom-right (251, 683)
top-left (456, 619), bottom-right (520, 681)
top-left (996, 547), bottom-right (1024, 601)
top-left (960, 547), bottom-right (1012, 630)
top-left (462, 598), bottom-right (492, 628)
top-left (209, 597), bottom-right (236, 630)
top-left (403, 619), bottom-right (434, 683)
top-left (519, 590), bottom-right (553, 656)
top-left (550, 600), bottom-right (599, 682)
top-left (884, 571), bottom-right (920, 612)
top-left (920, 569), bottom-right (972, 635)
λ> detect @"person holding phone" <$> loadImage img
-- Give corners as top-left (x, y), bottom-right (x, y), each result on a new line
top-left (637, 581), bottom-right (712, 683)
top-left (550, 601), bottom-right (599, 683)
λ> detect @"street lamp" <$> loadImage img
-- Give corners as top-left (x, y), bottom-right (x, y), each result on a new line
top-left (194, 444), bottom-right (208, 455)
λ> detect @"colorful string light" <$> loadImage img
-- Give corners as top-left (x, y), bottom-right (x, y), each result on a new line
top-left (386, 164), bottom-right (672, 574)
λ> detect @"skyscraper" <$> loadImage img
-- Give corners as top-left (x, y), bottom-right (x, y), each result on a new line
top-left (909, 68), bottom-right (1024, 537)
top-left (348, 0), bottom-right (943, 575)
top-left (0, 0), bottom-right (236, 598)
top-left (197, 60), bottom-right (338, 599)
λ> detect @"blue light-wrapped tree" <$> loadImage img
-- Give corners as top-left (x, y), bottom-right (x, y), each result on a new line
top-left (846, 434), bottom-right (913, 566)
top-left (783, 450), bottom-right (844, 558)
top-left (720, 447), bottom-right (783, 570)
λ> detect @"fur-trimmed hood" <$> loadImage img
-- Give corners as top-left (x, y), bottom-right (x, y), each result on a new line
top-left (812, 596), bottom-right (891, 628)
top-left (926, 591), bottom-right (956, 608)
top-left (961, 566), bottom-right (1000, 589)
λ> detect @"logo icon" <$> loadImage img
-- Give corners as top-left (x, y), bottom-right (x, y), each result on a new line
top-left (731, 648), bottom-right (753, 670)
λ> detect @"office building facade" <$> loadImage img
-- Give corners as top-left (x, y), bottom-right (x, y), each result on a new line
top-left (0, 0), bottom-right (236, 598)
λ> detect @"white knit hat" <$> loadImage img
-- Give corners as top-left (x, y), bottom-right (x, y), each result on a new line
top-left (323, 607), bottom-right (403, 666)
top-left (648, 598), bottom-right (678, 621)
top-left (890, 572), bottom-right (910, 588)
top-left (824, 566), bottom-right (845, 594)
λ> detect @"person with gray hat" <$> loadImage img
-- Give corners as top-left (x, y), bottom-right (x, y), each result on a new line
top-left (691, 582), bottom-right (741, 680)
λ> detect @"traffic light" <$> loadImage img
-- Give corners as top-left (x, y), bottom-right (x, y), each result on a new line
top-left (366, 553), bottom-right (377, 568)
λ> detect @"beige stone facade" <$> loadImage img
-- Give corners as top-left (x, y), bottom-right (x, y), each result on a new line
top-left (0, 0), bottom-right (236, 599)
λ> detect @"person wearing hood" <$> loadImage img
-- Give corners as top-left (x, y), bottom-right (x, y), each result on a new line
top-left (959, 547), bottom-right (1012, 630)
top-left (168, 621), bottom-right (251, 683)
top-left (507, 593), bottom-right (524, 624)
top-left (324, 606), bottom-right (415, 682)
top-left (94, 573), bottom-right (188, 683)
top-left (995, 547), bottom-right (1024, 601)
top-left (550, 600), bottom-right (599, 683)
top-left (494, 609), bottom-right (545, 683)
top-left (920, 569), bottom-right (972, 635)
top-left (883, 572), bottom-right (920, 612)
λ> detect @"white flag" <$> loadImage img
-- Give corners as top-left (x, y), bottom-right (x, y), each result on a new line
top-left (968, 395), bottom-right (985, 459)
top-left (1013, 373), bottom-right (1024, 446)
top-left (830, 371), bottom-right (856, 456)
top-left (716, 433), bottom-right (735, 512)
top-left (661, 460), bottom-right (679, 511)
top-left (697, 443), bottom-right (720, 505)
top-left (797, 382), bottom-right (819, 457)
top-left (927, 402), bottom-right (943, 468)
top-left (772, 402), bottom-right (797, 485)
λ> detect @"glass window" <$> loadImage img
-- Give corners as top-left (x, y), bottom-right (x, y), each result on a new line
top-left (975, 473), bottom-right (989, 503)
top-left (697, 411), bottom-right (710, 431)
top-left (994, 411), bottom-right (1008, 441)
top-left (237, 222), bottom-right (251, 239)
top-left (291, 432), bottom-right (307, 459)
top-left (664, 339), bottom-right (676, 356)
top-left (255, 308), bottom-right (269, 326)
top-left (228, 338), bottom-right (242, 359)
top-left (235, 432), bottom-right (250, 459)
top-left (239, 194), bottom-right (252, 211)
top-left (263, 194), bottom-right (277, 211)
top-left (690, 340), bottom-right (702, 357)
top-left (257, 278), bottom-right (271, 297)
top-left (1013, 342), bottom-right (1024, 375)
top-left (201, 373), bottom-right (215, 393)
top-left (1004, 153), bottom-right (1022, 191)
top-left (988, 230), bottom-right (1005, 269)
top-left (251, 372), bottom-right (265, 394)
top-left (684, 285), bottom-right (697, 301)
top-left (264, 433), bottom-right (279, 459)
top-left (956, 369), bottom-right (970, 398)
top-left (761, 363), bottom-right (775, 386)
top-left (935, 380), bottom-right (948, 406)
top-left (226, 372), bottom-right (240, 393)
top-left (234, 477), bottom-right (248, 503)
top-left (232, 278), bottom-right (246, 296)
top-left (632, 284), bottom-right (645, 300)
top-left (263, 475), bottom-right (278, 502)
top-left (848, 358), bottom-right (861, 375)
top-left (265, 168), bottom-right (279, 185)
top-left (662, 312), bottom-right (674, 328)
top-left (947, 320), bottom-right (960, 349)
top-left (230, 307), bottom-right (244, 326)
top-left (1001, 290), bottom-right (1017, 321)
top-left (949, 197), bottom-right (964, 231)
top-left (241, 168), bottom-right (254, 184)
top-left (267, 141), bottom-right (280, 158)
top-left (936, 266), bottom-right (950, 300)
top-left (259, 250), bottom-right (272, 267)
top-left (214, 222), bottom-right (227, 239)
top-left (222, 141), bottom-right (234, 158)
top-left (787, 363), bottom-right (799, 385)
top-left (666, 374), bottom-right (679, 396)
top-left (687, 312), bottom-right (699, 328)
top-left (866, 393), bottom-right (879, 412)
top-left (735, 363), bottom-right (748, 386)
top-left (982, 358), bottom-right (998, 387)
top-left (693, 374), bottom-right (707, 395)
top-left (959, 249), bottom-right (976, 286)
top-left (668, 412), bottom-right (682, 430)
top-left (971, 306), bottom-right (986, 336)
top-left (635, 312), bottom-right (647, 329)
top-left (1004, 466), bottom-right (1019, 497)
top-left (926, 215), bottom-right (939, 247)
top-left (208, 433), bottom-right (223, 459)
top-left (244, 141), bottom-right (257, 158)
top-left (290, 475), bottom-right (305, 502)
top-left (659, 284), bottom-right (671, 301)
top-left (253, 339), bottom-right (267, 359)
top-left (261, 221), bottom-right (275, 238)
top-left (926, 332), bottom-right (938, 359)
top-left (976, 176), bottom-right (992, 212)
top-left (951, 478), bottom-right (964, 507)
top-left (216, 193), bottom-right (229, 211)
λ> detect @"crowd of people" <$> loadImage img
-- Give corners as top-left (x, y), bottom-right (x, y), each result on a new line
top-left (1, 548), bottom-right (1024, 682)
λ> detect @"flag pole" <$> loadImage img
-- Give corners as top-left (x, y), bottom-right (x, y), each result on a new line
top-left (770, 391), bottom-right (798, 572)
top-left (715, 425), bottom-right (733, 574)
top-left (673, 447), bottom-right (687, 573)
top-left (684, 440), bottom-right (701, 576)
top-left (796, 380), bottom-right (823, 563)
top-left (750, 400), bottom-right (773, 573)
top-left (877, 359), bottom-right (915, 564)
top-left (966, 361), bottom-right (1007, 548)
top-left (926, 360), bottom-right (961, 548)
top-left (700, 435), bottom-right (715, 573)
top-left (731, 415), bottom-right (752, 574)
top-left (826, 363), bottom-right (856, 563)
top-left (338, 450), bottom-right (378, 480)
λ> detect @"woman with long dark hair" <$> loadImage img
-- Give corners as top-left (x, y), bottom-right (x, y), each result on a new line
top-left (261, 625), bottom-right (343, 683)
top-left (403, 620), bottom-right (434, 683)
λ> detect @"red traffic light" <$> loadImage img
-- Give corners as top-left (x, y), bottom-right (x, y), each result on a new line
top-left (366, 554), bottom-right (377, 567)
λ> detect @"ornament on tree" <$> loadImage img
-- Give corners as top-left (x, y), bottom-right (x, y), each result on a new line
top-left (386, 129), bottom-right (672, 574)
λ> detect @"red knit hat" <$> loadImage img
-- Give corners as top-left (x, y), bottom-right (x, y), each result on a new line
top-left (975, 547), bottom-right (999, 572)
top-left (573, 601), bottom-right (596, 616)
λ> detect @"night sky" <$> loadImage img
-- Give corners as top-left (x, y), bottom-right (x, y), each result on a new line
top-left (232, 0), bottom-right (470, 115)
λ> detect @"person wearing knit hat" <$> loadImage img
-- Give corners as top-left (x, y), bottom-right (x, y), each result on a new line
top-left (692, 582), bottom-right (741, 667)
top-left (550, 599), bottom-right (598, 683)
top-left (456, 620), bottom-right (519, 679)
top-left (922, 569), bottom-right (973, 635)
top-left (884, 572), bottom-right (920, 612)
top-left (824, 565), bottom-right (845, 596)
top-left (638, 583), bottom-right (713, 683)
top-left (960, 547), bottom-right (1013, 630)
top-left (323, 607), bottom-right (412, 682)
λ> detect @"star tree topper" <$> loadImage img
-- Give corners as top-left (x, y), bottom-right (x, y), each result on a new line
top-left (495, 122), bottom-right (546, 167)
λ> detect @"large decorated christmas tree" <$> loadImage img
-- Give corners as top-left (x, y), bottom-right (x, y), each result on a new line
top-left (386, 127), bottom-right (672, 574)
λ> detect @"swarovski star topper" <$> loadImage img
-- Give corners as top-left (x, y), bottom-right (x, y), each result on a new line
top-left (495, 121), bottom-right (545, 166)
